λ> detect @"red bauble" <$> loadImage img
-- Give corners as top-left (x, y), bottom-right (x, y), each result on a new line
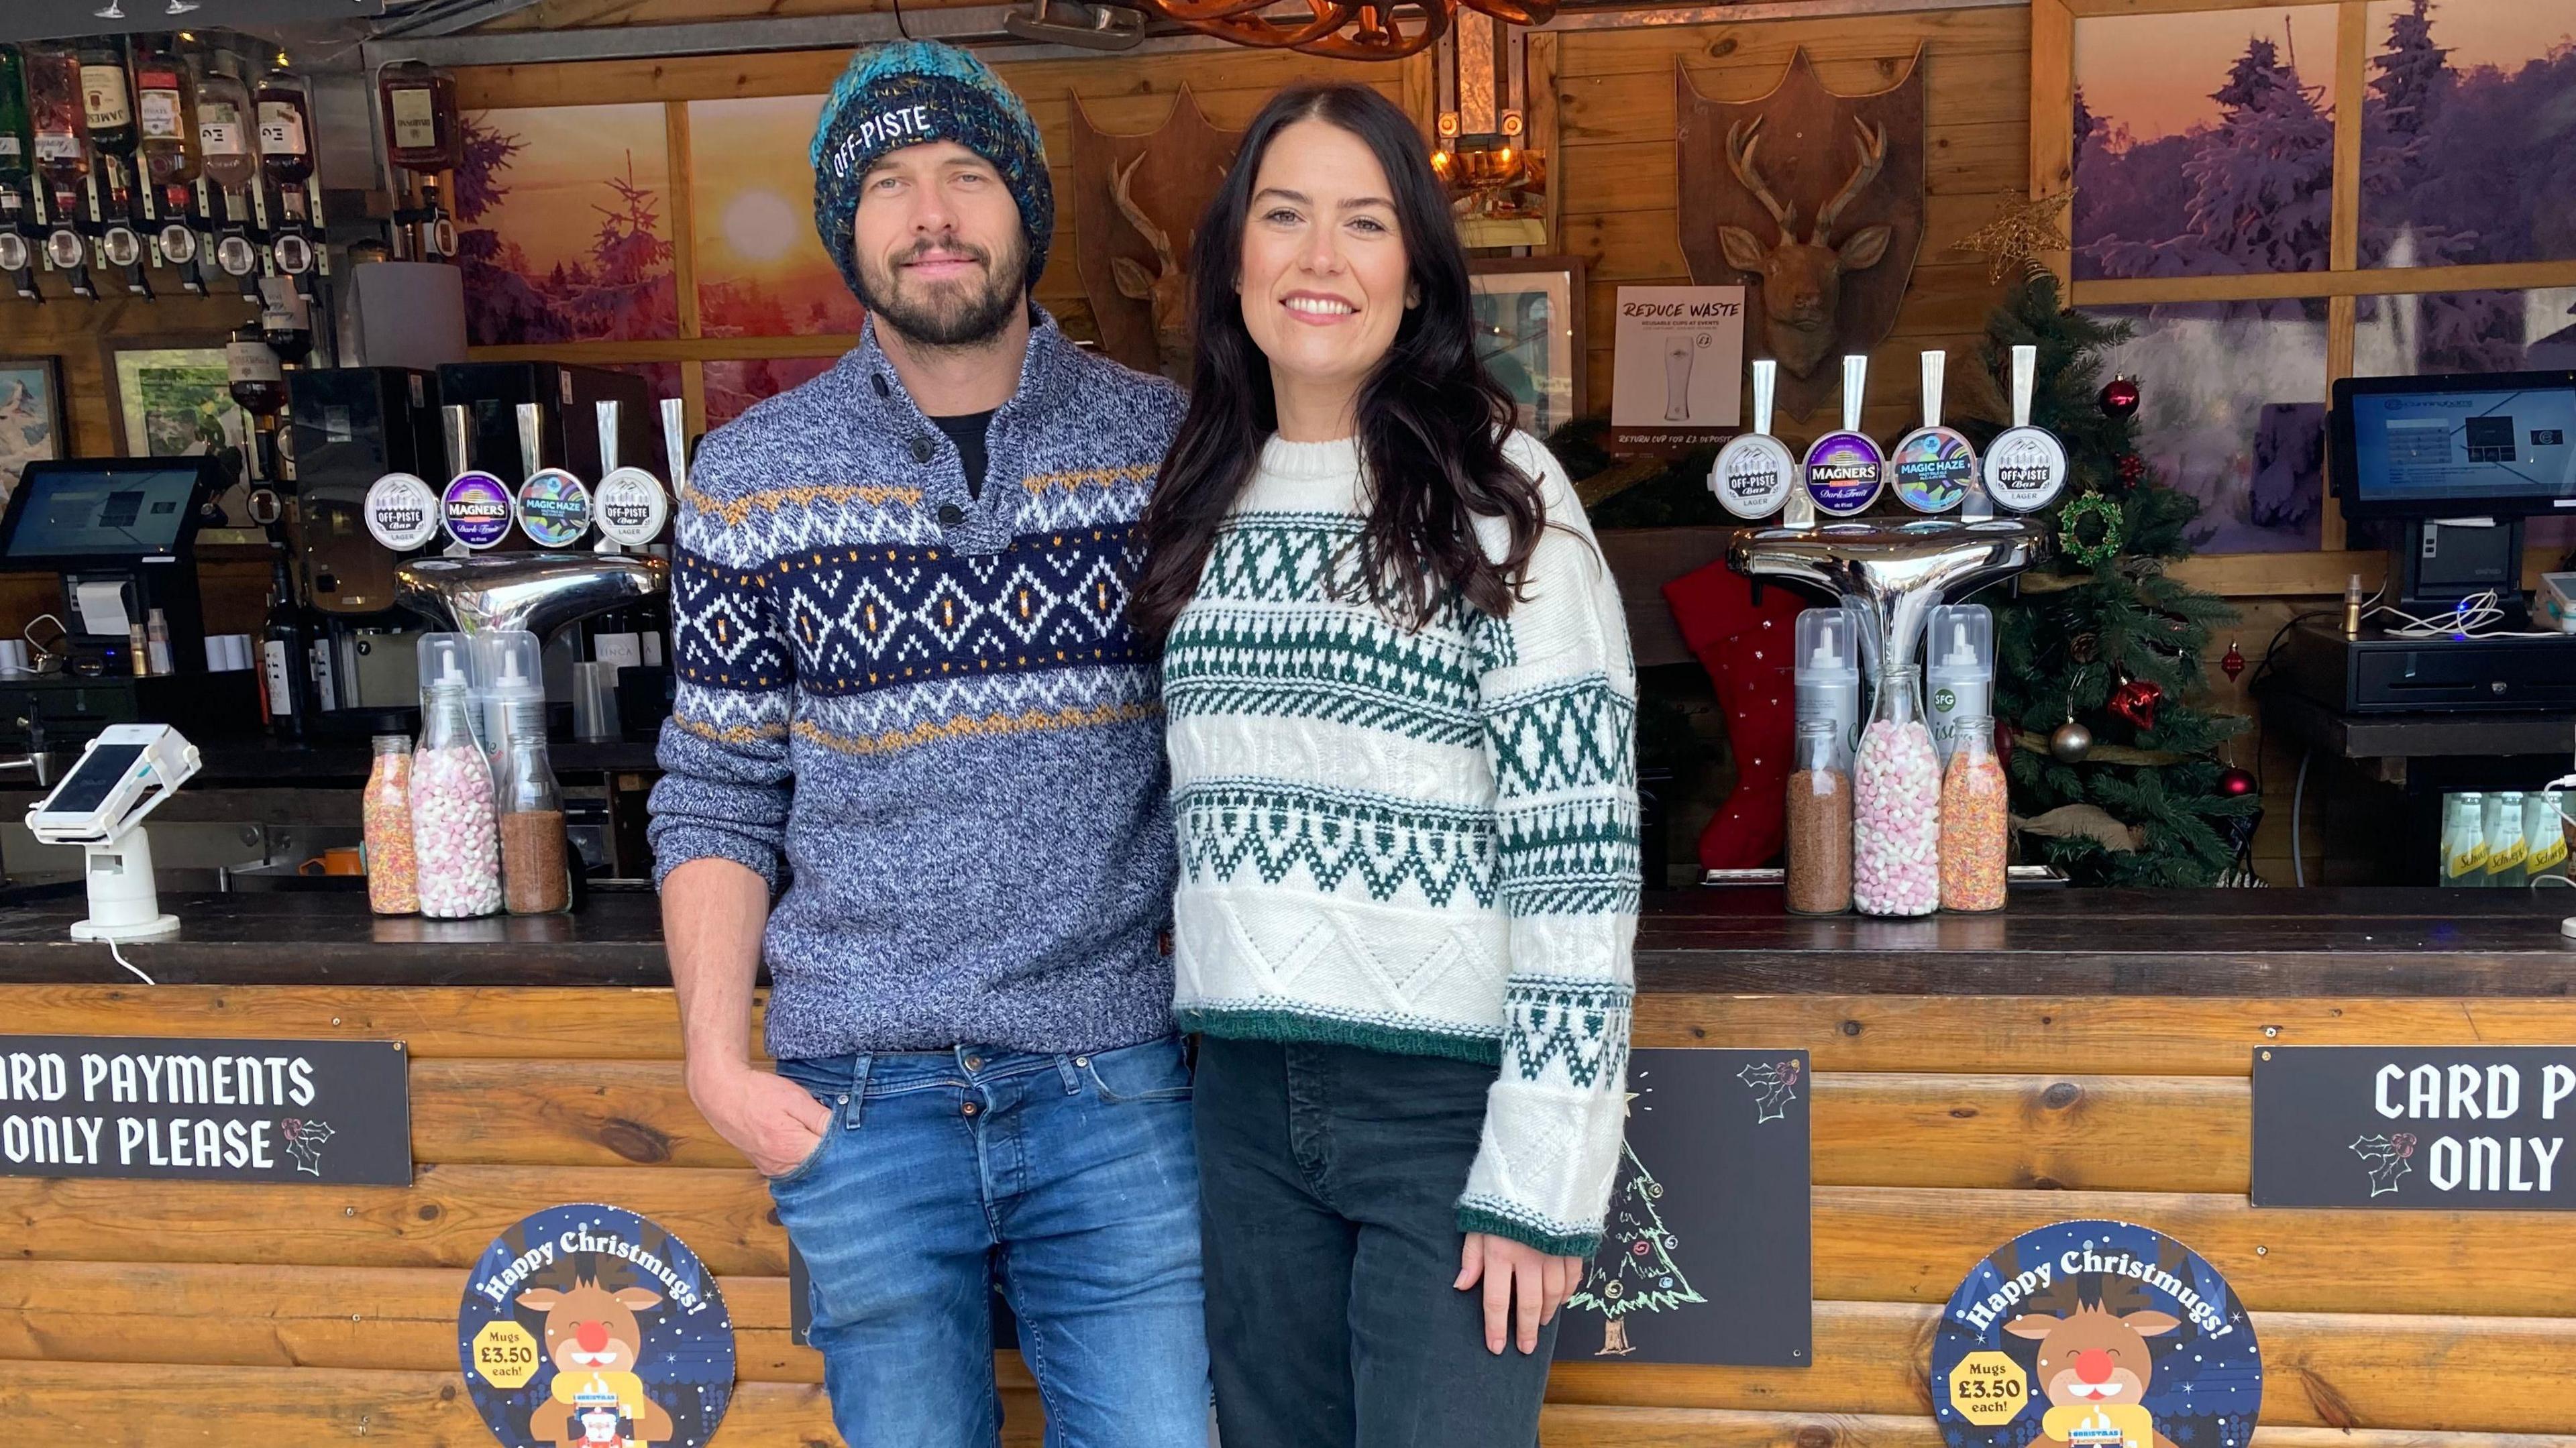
top-left (2100, 375), bottom-right (2141, 419)
top-left (2107, 678), bottom-right (2163, 731)
top-left (2117, 453), bottom-right (2147, 485)
top-left (2220, 640), bottom-right (2245, 682)
top-left (2218, 767), bottom-right (2257, 797)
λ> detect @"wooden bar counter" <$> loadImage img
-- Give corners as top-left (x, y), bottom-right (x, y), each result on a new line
top-left (5, 887), bottom-right (2576, 1445)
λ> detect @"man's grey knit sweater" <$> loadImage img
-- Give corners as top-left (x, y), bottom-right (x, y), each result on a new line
top-left (647, 311), bottom-right (1184, 1061)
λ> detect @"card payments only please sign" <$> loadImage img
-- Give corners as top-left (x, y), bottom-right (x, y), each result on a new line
top-left (0, 1035), bottom-right (411, 1185)
top-left (2253, 1047), bottom-right (2576, 1209)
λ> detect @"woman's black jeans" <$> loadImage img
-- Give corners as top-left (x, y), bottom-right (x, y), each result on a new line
top-left (1193, 1035), bottom-right (1559, 1448)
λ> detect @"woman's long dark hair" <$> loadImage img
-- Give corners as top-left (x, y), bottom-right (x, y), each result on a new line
top-left (1128, 83), bottom-right (1544, 638)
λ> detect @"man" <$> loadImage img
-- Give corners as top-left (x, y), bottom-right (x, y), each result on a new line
top-left (646, 40), bottom-right (1203, 1447)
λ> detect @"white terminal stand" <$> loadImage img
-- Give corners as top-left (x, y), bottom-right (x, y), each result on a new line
top-left (24, 724), bottom-right (202, 942)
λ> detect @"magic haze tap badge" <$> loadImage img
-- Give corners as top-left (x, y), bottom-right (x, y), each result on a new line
top-left (1890, 425), bottom-right (1978, 513)
top-left (1801, 431), bottom-right (1886, 516)
top-left (516, 469), bottom-right (594, 549)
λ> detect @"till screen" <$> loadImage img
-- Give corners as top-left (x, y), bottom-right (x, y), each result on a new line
top-left (2348, 386), bottom-right (2576, 509)
top-left (4, 467), bottom-right (199, 557)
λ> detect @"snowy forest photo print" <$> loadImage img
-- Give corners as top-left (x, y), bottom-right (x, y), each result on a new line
top-left (2072, 2), bottom-right (2574, 552)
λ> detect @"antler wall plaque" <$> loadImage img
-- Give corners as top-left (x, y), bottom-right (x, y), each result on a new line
top-left (1678, 48), bottom-right (1926, 419)
top-left (1069, 87), bottom-right (1243, 382)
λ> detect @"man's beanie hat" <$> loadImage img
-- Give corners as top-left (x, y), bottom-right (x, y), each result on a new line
top-left (810, 40), bottom-right (1054, 299)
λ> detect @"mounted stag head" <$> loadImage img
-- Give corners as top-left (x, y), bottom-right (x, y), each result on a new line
top-left (1715, 115), bottom-right (1892, 380)
top-left (1110, 152), bottom-right (1192, 382)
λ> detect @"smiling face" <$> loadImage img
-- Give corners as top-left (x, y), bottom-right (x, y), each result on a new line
top-left (1236, 117), bottom-right (1415, 434)
top-left (851, 140), bottom-right (1028, 348)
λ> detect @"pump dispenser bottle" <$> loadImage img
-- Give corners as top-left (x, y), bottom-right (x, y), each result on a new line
top-left (1925, 604), bottom-right (1994, 768)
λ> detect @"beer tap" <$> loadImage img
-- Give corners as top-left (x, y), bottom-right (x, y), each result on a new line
top-left (592, 399), bottom-right (673, 554)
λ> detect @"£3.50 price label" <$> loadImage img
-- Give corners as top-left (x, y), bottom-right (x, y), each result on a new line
top-left (471, 1319), bottom-right (542, 1389)
top-left (1947, 1349), bottom-right (2028, 1427)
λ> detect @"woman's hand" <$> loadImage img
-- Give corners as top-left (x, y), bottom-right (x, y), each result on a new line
top-left (1455, 1231), bottom-right (1586, 1355)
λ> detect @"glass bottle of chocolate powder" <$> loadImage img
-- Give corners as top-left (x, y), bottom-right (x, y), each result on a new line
top-left (496, 699), bottom-right (570, 914)
top-left (1786, 719), bottom-right (1852, 915)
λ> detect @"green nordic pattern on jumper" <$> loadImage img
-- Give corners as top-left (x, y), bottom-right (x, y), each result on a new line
top-left (1165, 431), bottom-right (1639, 1258)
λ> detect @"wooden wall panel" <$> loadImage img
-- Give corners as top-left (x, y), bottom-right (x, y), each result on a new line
top-left (13, 980), bottom-right (2576, 1441)
top-left (1552, 8), bottom-right (2029, 428)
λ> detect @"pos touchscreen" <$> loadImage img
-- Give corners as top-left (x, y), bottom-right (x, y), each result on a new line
top-left (2331, 370), bottom-right (2576, 520)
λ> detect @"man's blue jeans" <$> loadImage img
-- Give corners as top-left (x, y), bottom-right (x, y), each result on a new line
top-left (769, 1036), bottom-right (1210, 1447)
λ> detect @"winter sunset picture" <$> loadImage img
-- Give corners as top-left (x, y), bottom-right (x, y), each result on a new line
top-left (690, 95), bottom-right (868, 339)
top-left (454, 103), bottom-right (681, 347)
top-left (2073, 2), bottom-right (2575, 553)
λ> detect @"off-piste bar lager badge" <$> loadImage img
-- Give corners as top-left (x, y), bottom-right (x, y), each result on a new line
top-left (1982, 342), bottom-right (2070, 513)
top-left (1803, 353), bottom-right (1885, 516)
top-left (1709, 358), bottom-right (1799, 521)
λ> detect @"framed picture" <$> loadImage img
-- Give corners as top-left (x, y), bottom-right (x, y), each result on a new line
top-left (1470, 257), bottom-right (1587, 440)
top-left (0, 355), bottom-right (66, 504)
top-left (104, 341), bottom-right (250, 461)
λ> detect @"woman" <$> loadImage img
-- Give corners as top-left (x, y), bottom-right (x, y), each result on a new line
top-left (1130, 82), bottom-right (1639, 1447)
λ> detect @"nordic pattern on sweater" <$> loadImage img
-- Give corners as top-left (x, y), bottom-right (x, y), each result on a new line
top-left (1165, 431), bottom-right (1639, 1258)
top-left (648, 312), bottom-right (1186, 1061)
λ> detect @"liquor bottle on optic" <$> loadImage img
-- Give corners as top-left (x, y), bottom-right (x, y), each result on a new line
top-left (378, 59), bottom-right (460, 258)
top-left (0, 44), bottom-right (39, 290)
top-left (190, 47), bottom-right (258, 286)
top-left (77, 34), bottom-right (151, 294)
top-left (252, 53), bottom-right (319, 281)
top-left (21, 42), bottom-right (95, 294)
top-left (131, 34), bottom-right (205, 288)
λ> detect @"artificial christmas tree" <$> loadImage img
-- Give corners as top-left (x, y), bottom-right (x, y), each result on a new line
top-left (1565, 1135), bottom-right (1707, 1355)
top-left (1970, 275), bottom-right (2257, 886)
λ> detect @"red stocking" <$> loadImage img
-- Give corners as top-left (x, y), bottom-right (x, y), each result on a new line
top-left (1661, 561), bottom-right (1811, 870)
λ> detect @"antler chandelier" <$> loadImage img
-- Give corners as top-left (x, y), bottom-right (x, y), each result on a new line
top-left (1130, 0), bottom-right (1551, 60)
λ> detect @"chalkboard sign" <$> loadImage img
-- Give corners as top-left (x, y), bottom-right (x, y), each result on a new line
top-left (0, 1034), bottom-right (411, 1186)
top-left (2254, 1046), bottom-right (2576, 1209)
top-left (1553, 1046), bottom-right (1813, 1367)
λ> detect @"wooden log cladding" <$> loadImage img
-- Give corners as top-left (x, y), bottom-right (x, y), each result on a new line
top-left (13, 1166), bottom-right (2576, 1319)
top-left (9, 1359), bottom-right (2576, 1448)
top-left (16, 1260), bottom-right (2576, 1435)
top-left (19, 986), bottom-right (2576, 1074)
top-left (406, 1060), bottom-right (2254, 1193)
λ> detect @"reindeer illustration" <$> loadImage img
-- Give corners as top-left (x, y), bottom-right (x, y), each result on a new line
top-left (517, 1257), bottom-right (676, 1448)
top-left (1110, 152), bottom-right (1193, 383)
top-left (1715, 113), bottom-right (1893, 380)
top-left (1737, 1059), bottom-right (1801, 1124)
top-left (2351, 1132), bottom-right (2418, 1196)
top-left (1996, 1239), bottom-right (2191, 1448)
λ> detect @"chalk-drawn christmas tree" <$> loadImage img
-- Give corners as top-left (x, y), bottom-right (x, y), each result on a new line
top-left (1565, 1123), bottom-right (1705, 1355)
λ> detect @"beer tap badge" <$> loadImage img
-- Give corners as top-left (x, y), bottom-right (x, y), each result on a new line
top-left (441, 472), bottom-right (516, 551)
top-left (593, 467), bottom-right (669, 549)
top-left (1802, 431), bottom-right (1885, 516)
top-left (516, 469), bottom-right (594, 549)
top-left (1982, 427), bottom-right (2071, 513)
top-left (1892, 428), bottom-right (1976, 512)
top-left (1930, 1219), bottom-right (2261, 1448)
top-left (1711, 432), bottom-right (1799, 520)
top-left (365, 471), bottom-right (442, 551)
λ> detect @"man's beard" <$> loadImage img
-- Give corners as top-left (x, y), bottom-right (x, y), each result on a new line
top-left (857, 234), bottom-right (1028, 349)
